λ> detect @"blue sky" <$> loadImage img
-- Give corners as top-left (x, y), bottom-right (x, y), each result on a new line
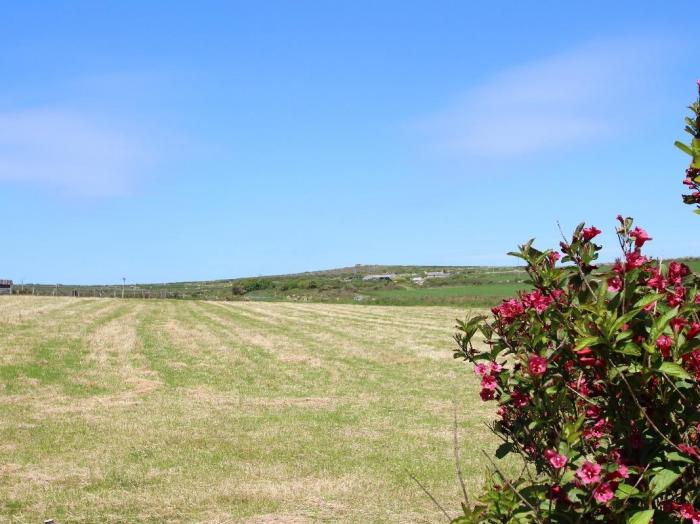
top-left (1, 2), bottom-right (698, 284)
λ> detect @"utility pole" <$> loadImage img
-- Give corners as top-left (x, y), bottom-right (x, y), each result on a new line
top-left (122, 277), bottom-right (126, 299)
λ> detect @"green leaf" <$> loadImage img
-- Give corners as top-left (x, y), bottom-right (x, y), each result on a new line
top-left (666, 451), bottom-right (696, 464)
top-left (559, 469), bottom-right (575, 484)
top-left (675, 140), bottom-right (694, 156)
top-left (632, 293), bottom-right (665, 310)
top-left (528, 420), bottom-right (542, 430)
top-left (574, 336), bottom-right (602, 350)
top-left (649, 468), bottom-right (682, 496)
top-left (650, 307), bottom-right (679, 341)
top-left (596, 279), bottom-right (608, 307)
top-left (495, 442), bottom-right (514, 459)
top-left (615, 330), bottom-right (633, 343)
top-left (566, 431), bottom-right (582, 445)
top-left (566, 487), bottom-right (585, 503)
top-left (465, 315), bottom-right (488, 328)
top-left (657, 362), bottom-right (691, 380)
top-left (615, 343), bottom-right (641, 356)
top-left (610, 309), bottom-right (639, 335)
top-left (627, 510), bottom-right (654, 524)
top-left (615, 483), bottom-right (640, 499)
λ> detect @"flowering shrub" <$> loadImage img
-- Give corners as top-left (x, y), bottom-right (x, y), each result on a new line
top-left (452, 86), bottom-right (700, 523)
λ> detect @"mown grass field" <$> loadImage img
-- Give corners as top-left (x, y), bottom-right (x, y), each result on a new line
top-left (0, 297), bottom-right (506, 523)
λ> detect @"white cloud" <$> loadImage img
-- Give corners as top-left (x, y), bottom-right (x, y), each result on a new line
top-left (0, 108), bottom-right (150, 196)
top-left (418, 36), bottom-right (669, 158)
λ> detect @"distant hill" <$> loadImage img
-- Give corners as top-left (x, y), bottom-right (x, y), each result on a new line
top-left (15, 257), bottom-right (700, 307)
top-left (18, 264), bottom-right (528, 307)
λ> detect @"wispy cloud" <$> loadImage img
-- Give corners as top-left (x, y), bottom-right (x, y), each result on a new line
top-left (417, 36), bottom-right (670, 158)
top-left (0, 107), bottom-right (151, 196)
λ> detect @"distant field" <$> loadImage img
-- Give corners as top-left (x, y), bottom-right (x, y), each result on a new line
top-left (366, 282), bottom-right (529, 299)
top-left (0, 297), bottom-right (506, 523)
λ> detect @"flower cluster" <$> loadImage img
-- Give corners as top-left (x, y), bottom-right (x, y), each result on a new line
top-left (453, 219), bottom-right (700, 523)
top-left (474, 360), bottom-right (503, 401)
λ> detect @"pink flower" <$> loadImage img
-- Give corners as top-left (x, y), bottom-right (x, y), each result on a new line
top-left (548, 251), bottom-right (560, 265)
top-left (670, 317), bottom-right (688, 333)
top-left (481, 375), bottom-right (497, 390)
top-left (570, 376), bottom-right (590, 396)
top-left (548, 484), bottom-right (565, 501)
top-left (607, 275), bottom-right (623, 292)
top-left (616, 463), bottom-right (629, 479)
top-left (528, 354), bottom-right (548, 376)
top-left (511, 390), bottom-right (529, 408)
top-left (669, 261), bottom-right (691, 285)
top-left (479, 388), bottom-right (495, 401)
top-left (612, 260), bottom-right (624, 274)
top-left (475, 361), bottom-right (503, 376)
top-left (678, 443), bottom-right (700, 460)
top-left (593, 482), bottom-right (614, 504)
top-left (576, 461), bottom-right (601, 485)
top-left (679, 503), bottom-right (698, 520)
top-left (521, 290), bottom-right (553, 313)
top-left (643, 300), bottom-right (657, 313)
top-left (582, 226), bottom-right (602, 241)
top-left (629, 226), bottom-right (652, 248)
top-left (583, 419), bottom-right (609, 440)
top-left (550, 289), bottom-right (565, 302)
top-left (576, 347), bottom-right (597, 367)
top-left (688, 322), bottom-right (700, 339)
top-left (656, 335), bottom-right (673, 358)
top-left (474, 362), bottom-right (489, 376)
top-left (585, 405), bottom-right (601, 419)
top-left (645, 268), bottom-right (667, 291)
top-left (667, 285), bottom-right (686, 307)
top-left (625, 251), bottom-right (647, 271)
top-left (543, 449), bottom-right (567, 469)
top-left (491, 298), bottom-right (525, 324)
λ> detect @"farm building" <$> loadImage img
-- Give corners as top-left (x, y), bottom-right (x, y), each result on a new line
top-left (362, 274), bottom-right (395, 282)
top-left (0, 280), bottom-right (13, 295)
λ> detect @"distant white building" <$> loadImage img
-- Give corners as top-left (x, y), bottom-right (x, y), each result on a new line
top-left (0, 280), bottom-right (12, 295)
top-left (362, 274), bottom-right (395, 282)
top-left (425, 271), bottom-right (450, 278)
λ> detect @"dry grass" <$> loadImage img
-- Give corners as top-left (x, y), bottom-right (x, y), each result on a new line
top-left (0, 296), bottom-right (505, 523)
